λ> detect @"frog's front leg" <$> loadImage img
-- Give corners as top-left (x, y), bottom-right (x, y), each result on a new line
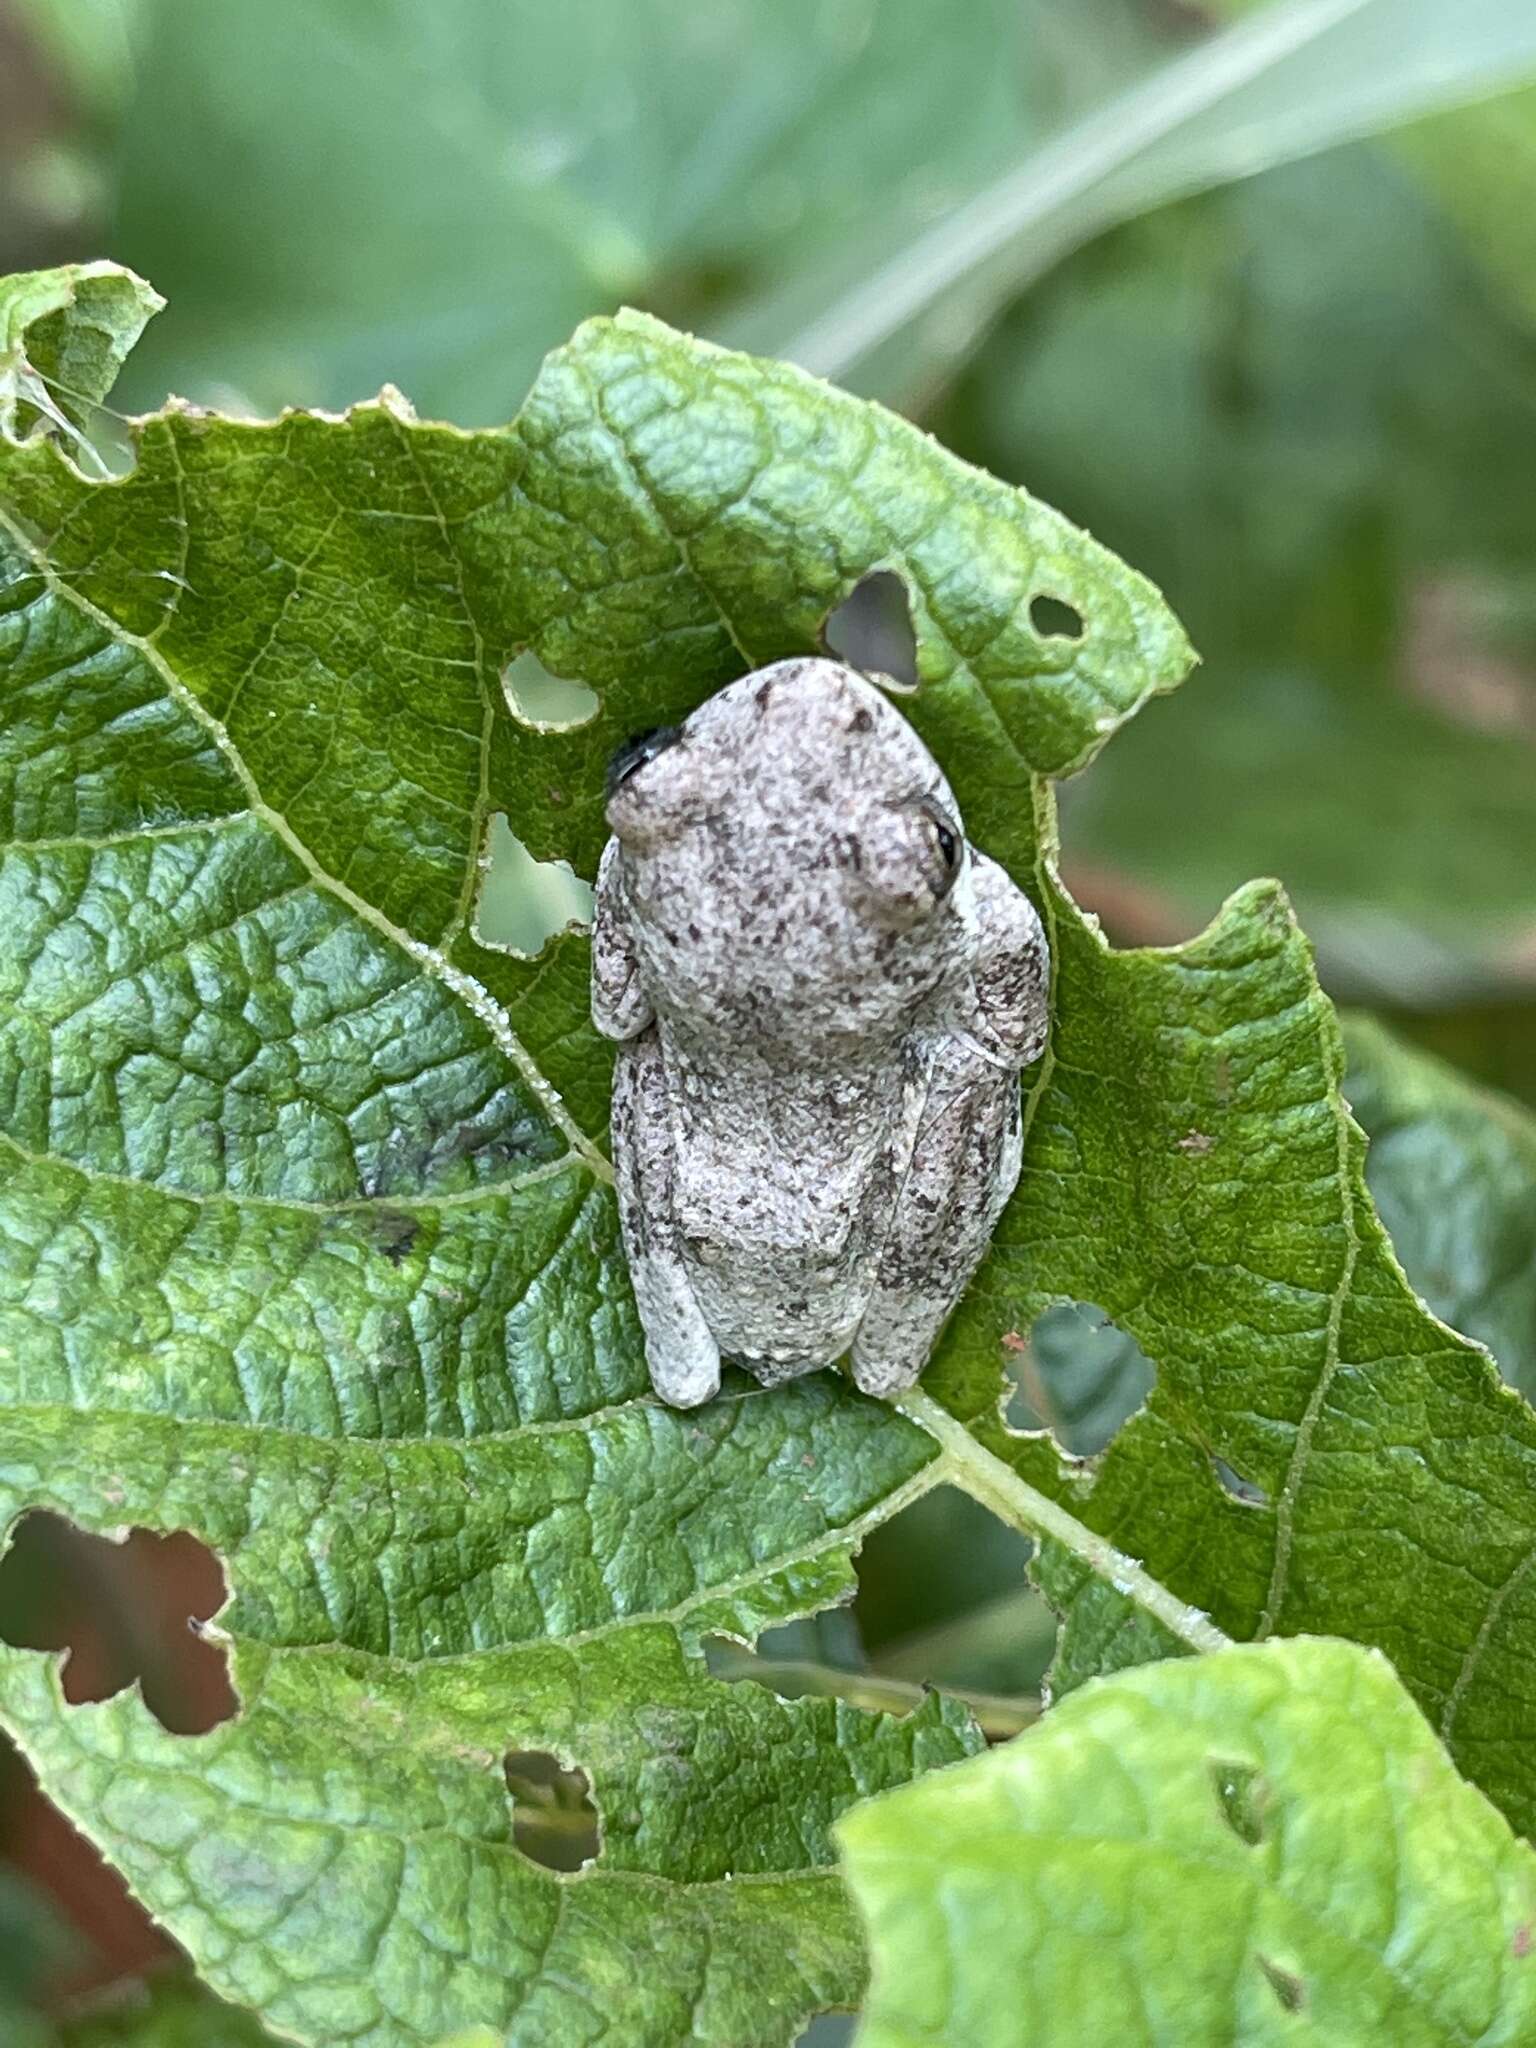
top-left (850, 855), bottom-right (1049, 1396)
top-left (611, 1034), bottom-right (722, 1408)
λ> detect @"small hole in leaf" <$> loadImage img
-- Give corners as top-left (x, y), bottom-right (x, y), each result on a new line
top-left (822, 570), bottom-right (919, 690)
top-left (1213, 1456), bottom-right (1269, 1507)
top-left (1004, 1304), bottom-right (1155, 1458)
top-left (1030, 594), bottom-right (1084, 640)
top-left (1257, 1955), bottom-right (1307, 2014)
top-left (474, 811), bottom-right (594, 957)
top-left (501, 650), bottom-right (599, 731)
top-left (794, 2018), bottom-right (857, 2046)
top-left (0, 1511), bottom-right (236, 1733)
top-left (504, 1750), bottom-right (601, 1871)
top-left (1211, 1760), bottom-right (1269, 1845)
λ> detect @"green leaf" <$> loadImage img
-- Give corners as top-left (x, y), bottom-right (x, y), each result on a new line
top-left (1393, 84), bottom-right (1536, 336)
top-left (72, 0), bottom-right (1054, 425)
top-left (0, 1863), bottom-right (79, 2043)
top-left (0, 287), bottom-right (1195, 2045)
top-left (925, 870), bottom-right (1536, 1836)
top-left (5, 278), bottom-right (1528, 2037)
top-left (505, 309), bottom-right (1193, 807)
top-left (1343, 1015), bottom-right (1536, 1402)
top-left (0, 260), bottom-right (162, 442)
top-left (739, 0), bottom-right (1536, 401)
top-left (837, 1637), bottom-right (1536, 2048)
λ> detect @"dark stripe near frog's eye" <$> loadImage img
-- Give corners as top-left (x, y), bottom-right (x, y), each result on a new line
top-left (606, 726), bottom-right (682, 799)
top-left (917, 800), bottom-right (963, 894)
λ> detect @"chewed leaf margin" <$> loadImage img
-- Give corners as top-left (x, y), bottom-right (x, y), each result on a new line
top-left (923, 857), bottom-right (1536, 1837)
top-left (16, 264), bottom-right (1522, 2048)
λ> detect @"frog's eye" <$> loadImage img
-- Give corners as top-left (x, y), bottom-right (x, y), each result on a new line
top-left (606, 726), bottom-right (681, 799)
top-left (922, 804), bottom-right (963, 896)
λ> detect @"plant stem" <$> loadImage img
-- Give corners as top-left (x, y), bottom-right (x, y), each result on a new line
top-left (898, 1389), bottom-right (1232, 1659)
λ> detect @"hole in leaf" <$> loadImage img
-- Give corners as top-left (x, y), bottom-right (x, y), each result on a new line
top-left (794, 2018), bottom-right (857, 2047)
top-left (1257, 1955), bottom-right (1307, 2015)
top-left (0, 1512), bottom-right (236, 1734)
top-left (504, 1750), bottom-right (601, 1872)
top-left (501, 650), bottom-right (599, 731)
top-left (1004, 1304), bottom-right (1155, 1458)
top-left (1213, 1456), bottom-right (1269, 1507)
top-left (822, 570), bottom-right (919, 689)
top-left (705, 1606), bottom-right (867, 1689)
top-left (1029, 594), bottom-right (1085, 640)
top-left (474, 812), bottom-right (594, 957)
top-left (1211, 1760), bottom-right (1269, 1845)
top-left (853, 1486), bottom-right (1051, 1725)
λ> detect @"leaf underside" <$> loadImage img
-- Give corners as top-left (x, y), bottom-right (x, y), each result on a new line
top-left (1, 284), bottom-right (1533, 2044)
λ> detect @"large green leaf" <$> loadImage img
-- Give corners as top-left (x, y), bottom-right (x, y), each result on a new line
top-left (924, 861), bottom-right (1536, 1836)
top-left (0, 278), bottom-right (1195, 2045)
top-left (838, 1637), bottom-right (1536, 2048)
top-left (5, 271), bottom-right (1534, 2040)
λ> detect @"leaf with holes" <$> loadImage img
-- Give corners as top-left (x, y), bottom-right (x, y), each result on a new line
top-left (4, 268), bottom-right (1532, 2042)
top-left (0, 273), bottom-right (1199, 2046)
top-left (925, 870), bottom-right (1536, 1838)
top-left (838, 1637), bottom-right (1536, 2048)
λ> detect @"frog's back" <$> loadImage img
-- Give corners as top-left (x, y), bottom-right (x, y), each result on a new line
top-left (663, 1035), bottom-right (926, 1374)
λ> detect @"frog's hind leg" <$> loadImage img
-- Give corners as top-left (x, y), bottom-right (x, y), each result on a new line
top-left (850, 1039), bottom-right (1023, 1398)
top-left (611, 1034), bottom-right (722, 1408)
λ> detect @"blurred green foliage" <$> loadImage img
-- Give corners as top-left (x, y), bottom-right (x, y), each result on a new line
top-left (3, 0), bottom-right (1536, 2032)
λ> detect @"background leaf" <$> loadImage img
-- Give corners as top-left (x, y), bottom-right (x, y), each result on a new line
top-left (1344, 1014), bottom-right (1536, 1401)
top-left (838, 1637), bottom-right (1536, 2048)
top-left (735, 0), bottom-right (1536, 401)
top-left (45, 0), bottom-right (1053, 425)
top-left (58, 1975), bottom-right (280, 2046)
top-left (941, 142), bottom-right (1536, 997)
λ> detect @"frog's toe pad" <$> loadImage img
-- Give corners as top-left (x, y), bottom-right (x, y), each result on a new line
top-left (848, 1348), bottom-right (926, 1399)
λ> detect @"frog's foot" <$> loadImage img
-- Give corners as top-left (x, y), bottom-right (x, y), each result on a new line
top-left (635, 1255), bottom-right (721, 1407)
top-left (732, 1349), bottom-right (825, 1390)
top-left (849, 1294), bottom-right (947, 1398)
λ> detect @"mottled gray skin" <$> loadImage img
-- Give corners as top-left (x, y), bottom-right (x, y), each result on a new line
top-left (592, 657), bottom-right (1050, 1407)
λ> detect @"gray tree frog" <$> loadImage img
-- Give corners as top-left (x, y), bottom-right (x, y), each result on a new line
top-left (592, 656), bottom-right (1049, 1407)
